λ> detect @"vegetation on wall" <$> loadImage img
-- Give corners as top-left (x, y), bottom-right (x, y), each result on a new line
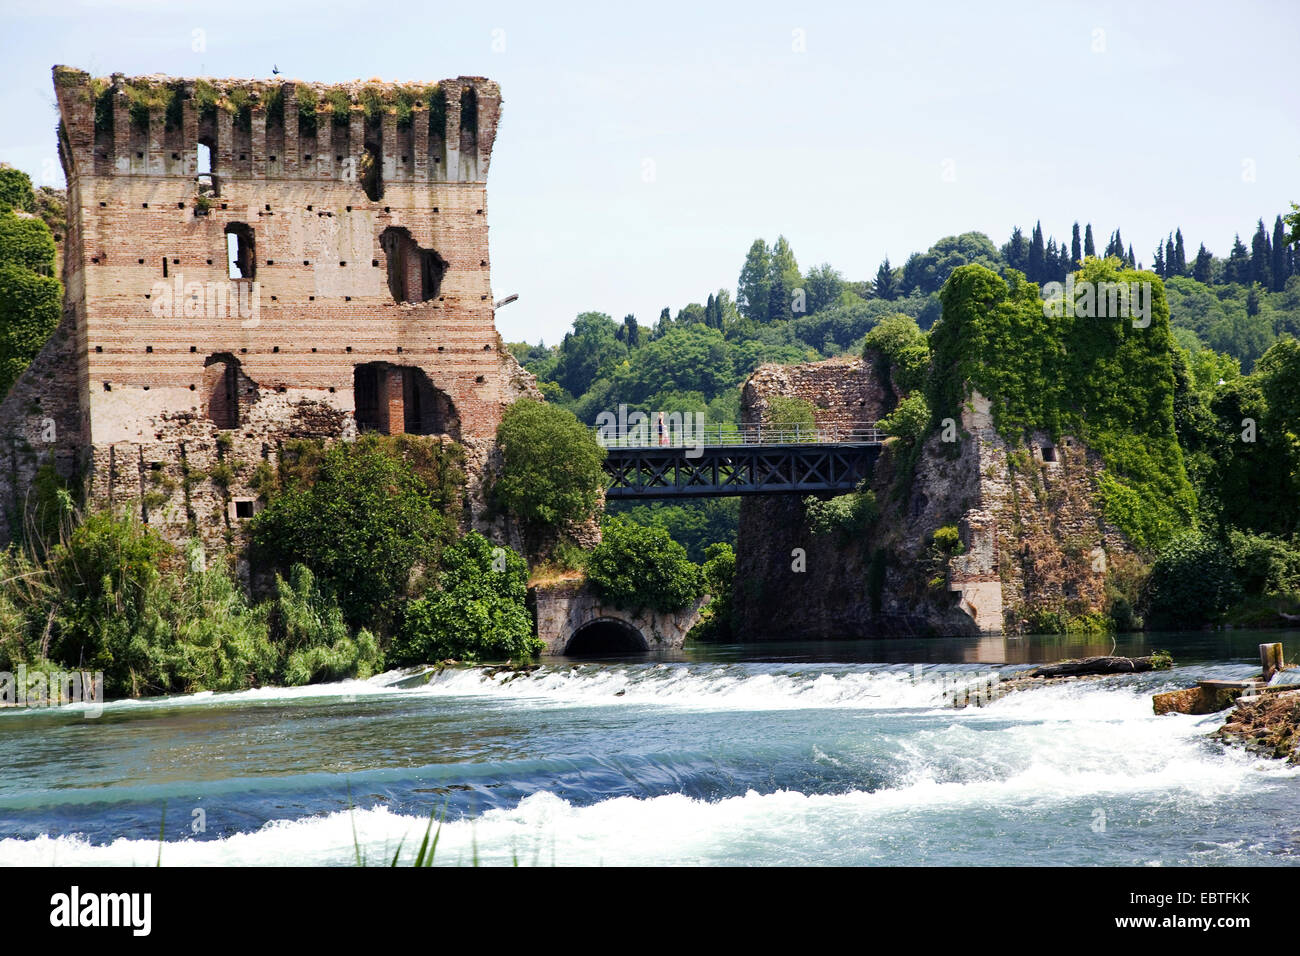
top-left (585, 517), bottom-right (703, 614)
top-left (0, 166), bottom-right (61, 398)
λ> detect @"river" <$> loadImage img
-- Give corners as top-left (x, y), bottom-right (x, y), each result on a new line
top-left (1, 631), bottom-right (1297, 866)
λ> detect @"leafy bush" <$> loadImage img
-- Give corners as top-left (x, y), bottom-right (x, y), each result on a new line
top-left (804, 484), bottom-right (878, 537)
top-left (272, 564), bottom-right (383, 685)
top-left (689, 542), bottom-right (736, 642)
top-left (863, 313), bottom-right (929, 395)
top-left (1228, 530), bottom-right (1300, 596)
top-left (44, 512), bottom-right (174, 695)
top-left (764, 395), bottom-right (817, 434)
top-left (250, 436), bottom-right (454, 633)
top-left (1143, 532), bottom-right (1240, 630)
top-left (391, 533), bottom-right (538, 664)
top-left (878, 393), bottom-right (930, 444)
top-left (586, 516), bottom-right (703, 613)
top-left (494, 398), bottom-right (606, 529)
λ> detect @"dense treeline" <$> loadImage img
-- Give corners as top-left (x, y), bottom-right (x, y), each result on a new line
top-left (509, 210), bottom-right (1300, 563)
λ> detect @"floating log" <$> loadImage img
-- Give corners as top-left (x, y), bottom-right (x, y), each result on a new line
top-left (1029, 655), bottom-right (1159, 678)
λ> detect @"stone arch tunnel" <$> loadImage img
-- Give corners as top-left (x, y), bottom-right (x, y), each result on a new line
top-left (532, 580), bottom-right (706, 657)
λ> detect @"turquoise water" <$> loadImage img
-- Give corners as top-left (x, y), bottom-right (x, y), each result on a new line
top-left (1, 632), bottom-right (1297, 866)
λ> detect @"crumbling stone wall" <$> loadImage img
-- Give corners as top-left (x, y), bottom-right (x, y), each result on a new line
top-left (0, 67), bottom-right (539, 553)
top-left (734, 358), bottom-right (1134, 638)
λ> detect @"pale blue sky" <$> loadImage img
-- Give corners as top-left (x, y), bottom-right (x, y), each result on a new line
top-left (2, 0), bottom-right (1297, 344)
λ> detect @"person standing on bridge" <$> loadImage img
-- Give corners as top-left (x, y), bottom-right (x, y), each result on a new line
top-left (657, 412), bottom-right (668, 446)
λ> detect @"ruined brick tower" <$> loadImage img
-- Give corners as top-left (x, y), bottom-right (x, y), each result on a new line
top-left (0, 67), bottom-right (537, 550)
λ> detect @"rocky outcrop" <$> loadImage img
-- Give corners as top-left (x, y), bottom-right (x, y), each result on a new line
top-left (734, 357), bottom-right (1136, 639)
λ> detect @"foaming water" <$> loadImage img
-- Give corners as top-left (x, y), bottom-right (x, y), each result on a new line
top-left (0, 654), bottom-right (1296, 866)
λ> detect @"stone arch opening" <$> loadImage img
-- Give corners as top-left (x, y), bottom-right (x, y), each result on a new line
top-left (352, 362), bottom-right (460, 438)
top-left (564, 618), bottom-right (648, 657)
top-left (203, 352), bottom-right (256, 429)
top-left (379, 226), bottom-right (446, 303)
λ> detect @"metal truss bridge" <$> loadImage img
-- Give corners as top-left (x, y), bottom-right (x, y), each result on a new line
top-left (598, 423), bottom-right (884, 499)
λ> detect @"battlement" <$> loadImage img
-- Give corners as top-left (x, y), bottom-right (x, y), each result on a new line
top-left (53, 67), bottom-right (502, 187)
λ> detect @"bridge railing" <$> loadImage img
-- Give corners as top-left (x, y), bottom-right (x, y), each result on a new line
top-left (594, 422), bottom-right (882, 448)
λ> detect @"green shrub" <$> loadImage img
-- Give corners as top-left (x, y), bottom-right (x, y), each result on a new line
top-left (166, 547), bottom-right (277, 692)
top-left (878, 393), bottom-right (930, 444)
top-left (689, 542), bottom-right (736, 642)
top-left (1143, 532), bottom-right (1240, 630)
top-left (863, 313), bottom-right (929, 395)
top-left (764, 395), bottom-right (817, 435)
top-left (1228, 530), bottom-right (1300, 596)
top-left (250, 436), bottom-right (454, 633)
top-left (391, 533), bottom-right (537, 664)
top-left (44, 512), bottom-right (174, 696)
top-left (804, 484), bottom-right (878, 538)
top-left (272, 564), bottom-right (383, 685)
top-left (493, 398), bottom-right (606, 529)
top-left (586, 516), bottom-right (703, 613)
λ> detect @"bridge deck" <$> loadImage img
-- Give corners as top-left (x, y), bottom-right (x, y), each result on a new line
top-left (599, 423), bottom-right (883, 499)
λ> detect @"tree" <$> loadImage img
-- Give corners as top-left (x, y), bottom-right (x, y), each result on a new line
top-left (1071, 222), bottom-right (1082, 269)
top-left (392, 533), bottom-right (539, 664)
top-left (586, 516), bottom-right (703, 612)
top-left (622, 313), bottom-right (642, 348)
top-left (803, 262), bottom-right (845, 314)
top-left (0, 167), bottom-right (61, 397)
top-left (1251, 218), bottom-right (1272, 290)
top-left (737, 239), bottom-right (773, 321)
top-left (250, 436), bottom-right (455, 633)
top-left (1226, 235), bottom-right (1250, 284)
top-left (863, 313), bottom-right (929, 395)
top-left (1272, 216), bottom-right (1290, 291)
top-left (874, 257), bottom-right (898, 300)
top-left (1193, 243), bottom-right (1214, 283)
top-left (1174, 228), bottom-right (1187, 276)
top-left (1002, 227), bottom-right (1028, 273)
top-left (1028, 221), bottom-right (1045, 283)
top-left (770, 234), bottom-right (801, 292)
top-left (493, 397), bottom-right (606, 531)
top-left (552, 312), bottom-right (626, 397)
top-left (1084, 223), bottom-right (1096, 258)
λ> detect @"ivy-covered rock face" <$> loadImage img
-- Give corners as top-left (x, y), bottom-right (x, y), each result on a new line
top-left (930, 259), bottom-right (1196, 552)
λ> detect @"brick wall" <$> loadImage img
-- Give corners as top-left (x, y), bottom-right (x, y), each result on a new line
top-left (0, 68), bottom-right (539, 551)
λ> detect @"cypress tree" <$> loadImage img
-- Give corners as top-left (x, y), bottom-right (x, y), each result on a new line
top-left (1153, 243), bottom-right (1166, 278)
top-left (1084, 223), bottom-right (1096, 258)
top-left (1250, 219), bottom-right (1271, 290)
top-left (1071, 222), bottom-right (1082, 267)
top-left (1227, 235), bottom-right (1250, 284)
top-left (1193, 243), bottom-right (1214, 283)
top-left (1028, 221), bottom-right (1045, 282)
top-left (1174, 228), bottom-right (1187, 276)
top-left (1127, 244), bottom-right (1135, 269)
top-left (1271, 215), bottom-right (1289, 290)
top-left (1165, 235), bottom-right (1176, 277)
top-left (623, 314), bottom-right (641, 347)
